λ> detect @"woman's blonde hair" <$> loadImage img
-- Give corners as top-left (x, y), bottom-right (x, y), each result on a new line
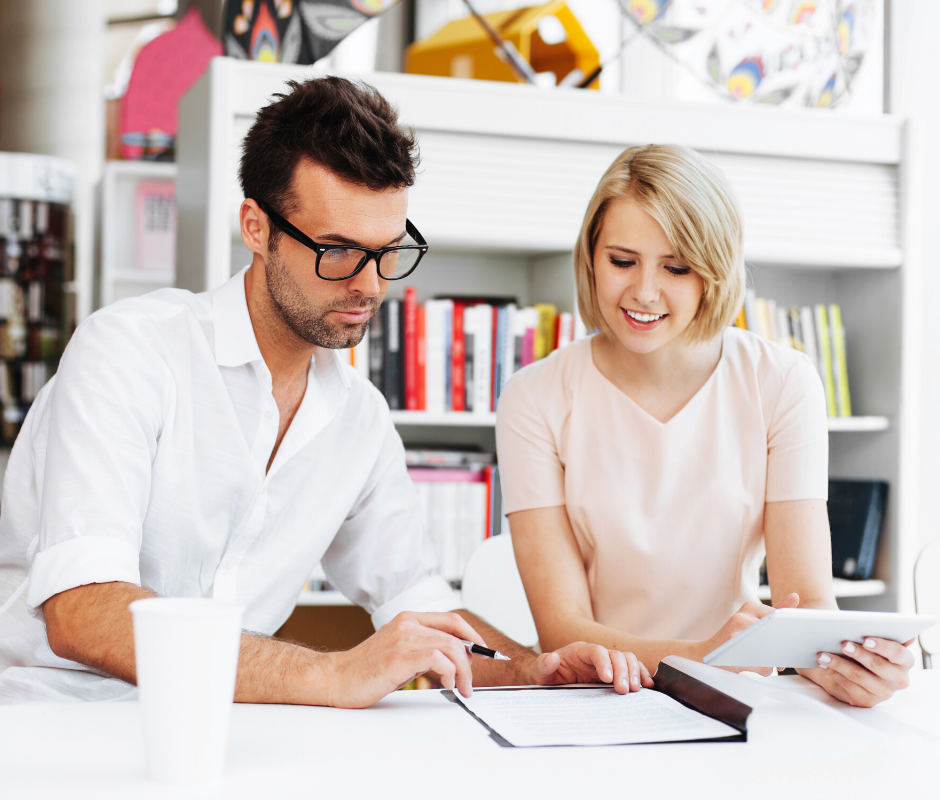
top-left (574, 144), bottom-right (745, 344)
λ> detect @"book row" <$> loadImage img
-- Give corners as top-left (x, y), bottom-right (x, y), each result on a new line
top-left (340, 288), bottom-right (575, 413)
top-left (737, 289), bottom-right (852, 417)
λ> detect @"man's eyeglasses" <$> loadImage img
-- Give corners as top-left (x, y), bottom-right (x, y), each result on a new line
top-left (256, 199), bottom-right (428, 281)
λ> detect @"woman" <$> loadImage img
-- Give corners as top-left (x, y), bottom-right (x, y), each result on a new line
top-left (496, 144), bottom-right (912, 706)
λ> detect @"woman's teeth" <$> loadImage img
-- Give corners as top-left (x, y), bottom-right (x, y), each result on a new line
top-left (626, 311), bottom-right (665, 323)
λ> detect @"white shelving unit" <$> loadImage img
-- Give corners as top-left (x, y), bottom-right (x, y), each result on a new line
top-left (98, 161), bottom-right (177, 310)
top-left (176, 60), bottom-right (918, 615)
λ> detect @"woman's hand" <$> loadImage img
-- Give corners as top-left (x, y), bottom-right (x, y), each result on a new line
top-left (529, 642), bottom-right (655, 694)
top-left (805, 636), bottom-right (914, 707)
top-left (695, 593), bottom-right (801, 675)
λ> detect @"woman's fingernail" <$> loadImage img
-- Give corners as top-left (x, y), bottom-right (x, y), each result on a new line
top-left (818, 653), bottom-right (831, 664)
top-left (632, 673), bottom-right (640, 687)
top-left (865, 639), bottom-right (877, 650)
top-left (843, 642), bottom-right (856, 654)
top-left (606, 668), bottom-right (612, 680)
top-left (620, 676), bottom-right (628, 687)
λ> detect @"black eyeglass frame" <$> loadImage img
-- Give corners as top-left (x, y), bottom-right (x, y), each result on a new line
top-left (256, 199), bottom-right (429, 281)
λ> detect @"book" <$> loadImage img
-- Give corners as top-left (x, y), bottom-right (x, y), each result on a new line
top-left (787, 307), bottom-right (803, 352)
top-left (829, 304), bottom-right (852, 417)
top-left (743, 288), bottom-right (758, 333)
top-left (556, 312), bottom-right (574, 349)
top-left (800, 306), bottom-right (819, 375)
top-left (534, 303), bottom-right (557, 361)
top-left (384, 299), bottom-right (403, 410)
top-left (815, 304), bottom-right (837, 417)
top-left (445, 656), bottom-right (752, 747)
top-left (404, 287), bottom-right (418, 410)
top-left (369, 307), bottom-right (385, 395)
top-left (416, 304), bottom-right (427, 410)
top-left (425, 300), bottom-right (447, 414)
top-left (135, 180), bottom-right (176, 272)
top-left (828, 480), bottom-right (888, 579)
top-left (451, 302), bottom-right (466, 412)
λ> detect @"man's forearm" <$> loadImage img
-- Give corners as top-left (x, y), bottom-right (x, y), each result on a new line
top-left (454, 609), bottom-right (541, 685)
top-left (43, 581), bottom-right (336, 704)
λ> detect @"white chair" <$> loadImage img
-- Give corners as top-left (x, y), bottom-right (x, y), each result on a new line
top-left (461, 534), bottom-right (539, 648)
top-left (913, 539), bottom-right (940, 668)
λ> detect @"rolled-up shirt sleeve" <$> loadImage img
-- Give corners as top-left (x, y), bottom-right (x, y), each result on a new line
top-left (26, 313), bottom-right (167, 613)
top-left (319, 413), bottom-right (462, 631)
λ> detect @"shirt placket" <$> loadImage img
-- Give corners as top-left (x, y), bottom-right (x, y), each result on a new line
top-left (212, 361), bottom-right (279, 602)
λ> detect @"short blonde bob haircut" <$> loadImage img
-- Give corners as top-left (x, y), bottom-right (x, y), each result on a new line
top-left (574, 144), bottom-right (745, 344)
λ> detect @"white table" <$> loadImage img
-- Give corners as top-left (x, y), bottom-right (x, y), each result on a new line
top-left (1, 673), bottom-right (937, 800)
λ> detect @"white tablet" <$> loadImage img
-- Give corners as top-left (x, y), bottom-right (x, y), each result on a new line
top-left (703, 608), bottom-right (936, 669)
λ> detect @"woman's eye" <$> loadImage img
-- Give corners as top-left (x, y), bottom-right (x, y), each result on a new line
top-left (665, 266), bottom-right (692, 276)
top-left (610, 258), bottom-right (635, 268)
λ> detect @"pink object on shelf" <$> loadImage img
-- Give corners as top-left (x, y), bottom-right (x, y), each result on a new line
top-left (121, 9), bottom-right (223, 160)
top-left (408, 468), bottom-right (486, 483)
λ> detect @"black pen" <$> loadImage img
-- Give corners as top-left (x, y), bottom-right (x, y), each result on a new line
top-left (460, 639), bottom-right (511, 661)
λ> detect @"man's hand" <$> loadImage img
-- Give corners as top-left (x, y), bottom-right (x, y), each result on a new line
top-left (323, 611), bottom-right (486, 708)
top-left (530, 642), bottom-right (655, 694)
top-left (806, 636), bottom-right (915, 707)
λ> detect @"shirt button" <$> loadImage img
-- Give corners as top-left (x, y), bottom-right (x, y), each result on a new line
top-left (225, 559), bottom-right (236, 571)
top-left (264, 410), bottom-right (273, 420)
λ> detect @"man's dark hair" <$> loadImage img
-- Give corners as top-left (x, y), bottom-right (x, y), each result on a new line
top-left (239, 76), bottom-right (419, 231)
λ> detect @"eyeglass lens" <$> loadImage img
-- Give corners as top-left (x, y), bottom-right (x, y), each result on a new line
top-left (318, 241), bottom-right (422, 280)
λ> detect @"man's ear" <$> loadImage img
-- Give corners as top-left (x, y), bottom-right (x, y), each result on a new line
top-left (240, 199), bottom-right (268, 256)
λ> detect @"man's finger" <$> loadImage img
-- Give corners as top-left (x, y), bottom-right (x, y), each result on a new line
top-left (410, 611), bottom-right (486, 648)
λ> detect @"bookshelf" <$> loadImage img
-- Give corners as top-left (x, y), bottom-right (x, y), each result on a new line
top-left (98, 161), bottom-right (177, 310)
top-left (176, 60), bottom-right (919, 616)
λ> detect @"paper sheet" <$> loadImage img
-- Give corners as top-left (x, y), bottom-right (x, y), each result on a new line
top-left (457, 687), bottom-right (740, 747)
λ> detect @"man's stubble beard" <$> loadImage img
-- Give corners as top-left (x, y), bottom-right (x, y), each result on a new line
top-left (264, 245), bottom-right (380, 349)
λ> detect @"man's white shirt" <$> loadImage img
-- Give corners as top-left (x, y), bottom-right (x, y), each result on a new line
top-left (0, 267), bottom-right (461, 702)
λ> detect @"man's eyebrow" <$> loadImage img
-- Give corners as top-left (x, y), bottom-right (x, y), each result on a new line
top-left (318, 231), bottom-right (408, 248)
top-left (606, 246), bottom-right (677, 259)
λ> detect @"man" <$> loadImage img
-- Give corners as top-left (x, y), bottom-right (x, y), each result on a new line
top-left (0, 77), bottom-right (647, 704)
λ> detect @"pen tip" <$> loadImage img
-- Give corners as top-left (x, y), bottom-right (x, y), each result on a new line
top-left (496, 653), bottom-right (511, 661)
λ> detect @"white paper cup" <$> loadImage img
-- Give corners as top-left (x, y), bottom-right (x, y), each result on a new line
top-left (130, 598), bottom-right (244, 784)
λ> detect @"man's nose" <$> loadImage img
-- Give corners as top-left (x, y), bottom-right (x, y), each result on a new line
top-left (347, 256), bottom-right (383, 297)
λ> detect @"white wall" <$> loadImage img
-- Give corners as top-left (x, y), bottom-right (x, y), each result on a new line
top-left (890, 1), bottom-right (940, 561)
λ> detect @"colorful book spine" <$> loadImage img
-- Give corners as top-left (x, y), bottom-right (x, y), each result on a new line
top-left (416, 304), bottom-right (426, 411)
top-left (404, 286), bottom-right (418, 410)
top-left (829, 304), bottom-right (852, 417)
top-left (384, 299), bottom-right (403, 410)
top-left (451, 302), bottom-right (466, 412)
top-left (815, 304), bottom-right (837, 417)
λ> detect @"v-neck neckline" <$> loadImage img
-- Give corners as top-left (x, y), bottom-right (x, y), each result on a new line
top-left (587, 331), bottom-right (727, 427)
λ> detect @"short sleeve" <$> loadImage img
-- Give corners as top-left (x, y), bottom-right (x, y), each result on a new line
top-left (495, 372), bottom-right (566, 514)
top-left (765, 355), bottom-right (829, 502)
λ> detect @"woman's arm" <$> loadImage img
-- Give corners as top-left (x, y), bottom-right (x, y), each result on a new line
top-left (510, 505), bottom-right (782, 670)
top-left (764, 498), bottom-right (913, 706)
top-left (764, 499), bottom-right (837, 610)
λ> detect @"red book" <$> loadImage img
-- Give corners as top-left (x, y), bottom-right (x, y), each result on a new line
top-left (416, 304), bottom-right (427, 411)
top-left (490, 306), bottom-right (499, 412)
top-left (484, 466), bottom-right (493, 539)
top-left (403, 286), bottom-right (418, 410)
top-left (451, 302), bottom-right (466, 411)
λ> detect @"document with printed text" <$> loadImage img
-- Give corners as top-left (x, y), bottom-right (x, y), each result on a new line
top-left (455, 686), bottom-right (741, 747)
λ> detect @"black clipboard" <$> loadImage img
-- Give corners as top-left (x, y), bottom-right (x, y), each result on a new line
top-left (442, 661), bottom-right (752, 747)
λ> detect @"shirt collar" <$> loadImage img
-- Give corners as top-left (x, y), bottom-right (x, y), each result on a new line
top-left (211, 264), bottom-right (352, 398)
top-left (212, 266), bottom-right (264, 368)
